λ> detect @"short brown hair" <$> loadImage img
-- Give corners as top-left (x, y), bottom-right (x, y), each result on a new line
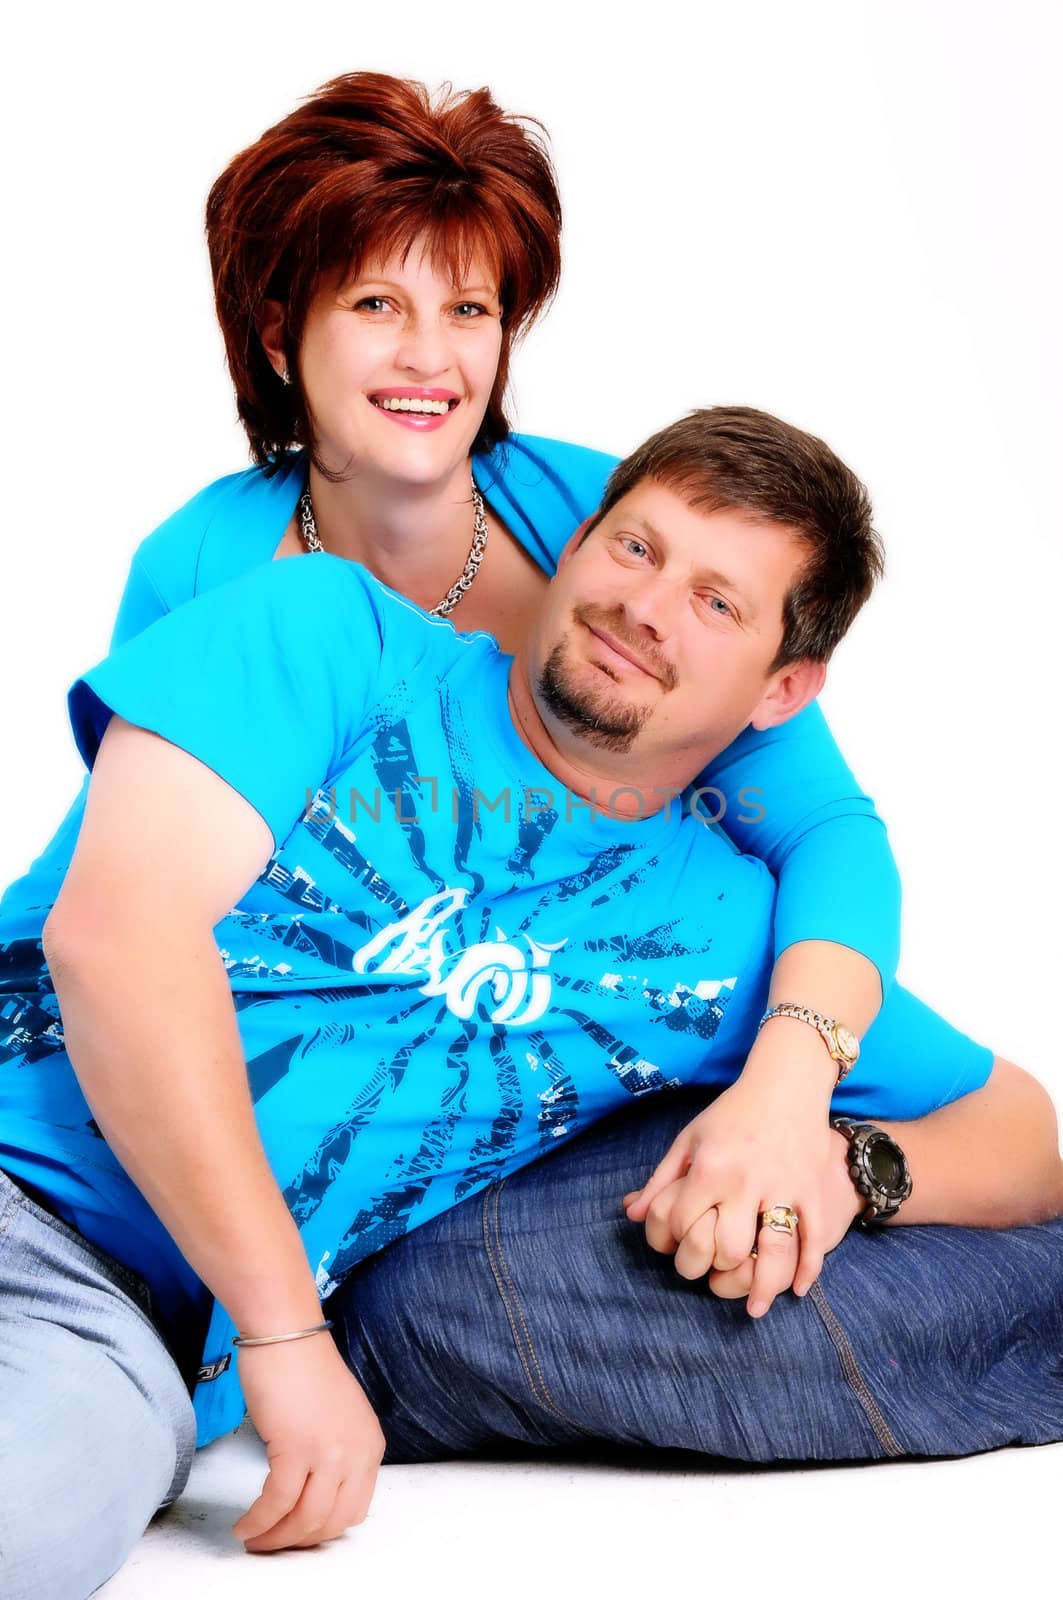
top-left (590, 406), bottom-right (884, 668)
top-left (206, 72), bottom-right (563, 468)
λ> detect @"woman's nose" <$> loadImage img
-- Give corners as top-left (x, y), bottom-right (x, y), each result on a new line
top-left (395, 315), bottom-right (450, 377)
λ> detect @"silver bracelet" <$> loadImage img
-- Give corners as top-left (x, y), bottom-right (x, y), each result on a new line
top-left (232, 1319), bottom-right (334, 1349)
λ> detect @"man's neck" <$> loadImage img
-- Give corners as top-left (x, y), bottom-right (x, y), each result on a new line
top-left (506, 653), bottom-right (723, 824)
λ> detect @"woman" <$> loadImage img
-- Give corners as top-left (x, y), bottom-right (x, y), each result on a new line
top-left (4, 70), bottom-right (1045, 1594)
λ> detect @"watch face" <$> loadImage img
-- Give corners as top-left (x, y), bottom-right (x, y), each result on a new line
top-left (866, 1136), bottom-right (908, 1194)
top-left (834, 1025), bottom-right (860, 1061)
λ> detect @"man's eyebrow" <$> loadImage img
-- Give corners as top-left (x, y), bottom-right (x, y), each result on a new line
top-left (629, 514), bottom-right (758, 618)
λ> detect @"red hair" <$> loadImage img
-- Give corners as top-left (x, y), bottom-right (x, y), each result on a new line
top-left (206, 71), bottom-right (563, 467)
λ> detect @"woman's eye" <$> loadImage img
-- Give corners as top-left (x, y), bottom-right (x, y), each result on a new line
top-left (452, 302), bottom-right (487, 319)
top-left (354, 296), bottom-right (390, 313)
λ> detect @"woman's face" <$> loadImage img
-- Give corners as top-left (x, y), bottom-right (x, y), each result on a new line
top-left (292, 235), bottom-right (503, 486)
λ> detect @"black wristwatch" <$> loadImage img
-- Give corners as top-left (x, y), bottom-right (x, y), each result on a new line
top-left (829, 1117), bottom-right (913, 1225)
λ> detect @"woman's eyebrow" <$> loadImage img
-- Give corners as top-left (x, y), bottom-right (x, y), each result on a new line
top-left (347, 277), bottom-right (498, 296)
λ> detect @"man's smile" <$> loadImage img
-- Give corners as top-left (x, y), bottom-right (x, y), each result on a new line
top-left (584, 622), bottom-right (660, 682)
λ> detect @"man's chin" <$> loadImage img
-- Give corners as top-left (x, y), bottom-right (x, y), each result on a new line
top-left (538, 644), bottom-right (650, 754)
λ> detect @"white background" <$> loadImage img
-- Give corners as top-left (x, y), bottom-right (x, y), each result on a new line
top-left (1, 0), bottom-right (1059, 1114)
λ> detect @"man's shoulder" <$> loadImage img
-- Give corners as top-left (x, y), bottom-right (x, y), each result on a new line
top-left (232, 554), bottom-right (495, 684)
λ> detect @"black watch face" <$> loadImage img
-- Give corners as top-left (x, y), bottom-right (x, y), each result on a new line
top-left (866, 1136), bottom-right (907, 1193)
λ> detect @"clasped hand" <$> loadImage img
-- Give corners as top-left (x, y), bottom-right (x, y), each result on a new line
top-left (623, 1078), bottom-right (860, 1317)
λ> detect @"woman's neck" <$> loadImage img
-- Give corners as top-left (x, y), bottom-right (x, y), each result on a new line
top-left (305, 456), bottom-right (480, 609)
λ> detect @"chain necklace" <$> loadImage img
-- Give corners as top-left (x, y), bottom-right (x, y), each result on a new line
top-left (296, 479), bottom-right (489, 618)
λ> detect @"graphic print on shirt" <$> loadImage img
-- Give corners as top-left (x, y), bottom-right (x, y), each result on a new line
top-left (196, 681), bottom-right (752, 1296)
top-left (1, 666), bottom-right (760, 1382)
top-left (352, 887), bottom-right (568, 1025)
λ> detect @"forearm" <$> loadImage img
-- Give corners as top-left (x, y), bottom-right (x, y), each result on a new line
top-left (741, 939), bottom-right (884, 1114)
top-left (873, 1061), bottom-right (1063, 1229)
top-left (43, 915), bottom-right (323, 1333)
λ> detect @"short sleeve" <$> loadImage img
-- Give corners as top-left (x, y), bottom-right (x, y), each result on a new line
top-left (68, 555), bottom-right (387, 853)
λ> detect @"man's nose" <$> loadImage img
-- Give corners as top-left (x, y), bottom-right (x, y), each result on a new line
top-left (616, 572), bottom-right (682, 642)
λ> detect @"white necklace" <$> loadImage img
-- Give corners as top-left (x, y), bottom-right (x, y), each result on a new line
top-left (296, 478), bottom-right (489, 618)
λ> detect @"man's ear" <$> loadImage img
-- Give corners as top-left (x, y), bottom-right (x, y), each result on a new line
top-left (749, 657), bottom-right (827, 731)
top-left (256, 299), bottom-right (287, 377)
top-left (557, 516), bottom-right (595, 571)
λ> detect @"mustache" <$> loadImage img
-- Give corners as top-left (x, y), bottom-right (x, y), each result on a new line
top-left (573, 603), bottom-right (678, 690)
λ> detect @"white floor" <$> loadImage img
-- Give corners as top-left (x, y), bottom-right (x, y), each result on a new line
top-left (100, 1420), bottom-right (1062, 1599)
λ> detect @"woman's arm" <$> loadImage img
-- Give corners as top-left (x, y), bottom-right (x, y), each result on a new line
top-left (703, 698), bottom-right (902, 999)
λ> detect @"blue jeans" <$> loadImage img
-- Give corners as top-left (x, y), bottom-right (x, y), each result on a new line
top-left (0, 1167), bottom-right (196, 1600)
top-left (330, 1088), bottom-right (1063, 1463)
top-left (3, 1098), bottom-right (1062, 1599)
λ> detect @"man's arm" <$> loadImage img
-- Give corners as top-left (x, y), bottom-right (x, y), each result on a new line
top-left (625, 1055), bottom-right (1063, 1311)
top-left (874, 1057), bottom-right (1063, 1229)
top-left (43, 716), bottom-right (384, 1551)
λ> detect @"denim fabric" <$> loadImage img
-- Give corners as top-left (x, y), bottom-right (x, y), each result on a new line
top-left (0, 1167), bottom-right (196, 1600)
top-left (331, 1088), bottom-right (1063, 1465)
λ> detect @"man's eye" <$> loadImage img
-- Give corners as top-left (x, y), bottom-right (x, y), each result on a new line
top-left (619, 537), bottom-right (649, 558)
top-left (704, 595), bottom-right (734, 617)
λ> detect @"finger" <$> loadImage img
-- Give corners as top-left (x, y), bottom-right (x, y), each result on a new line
top-left (792, 1205), bottom-right (827, 1297)
top-left (232, 1456), bottom-right (307, 1542)
top-left (673, 1205), bottom-right (719, 1281)
top-left (642, 1180), bottom-right (687, 1254)
top-left (709, 1198), bottom-right (759, 1273)
top-left (707, 1258), bottom-right (756, 1300)
top-left (623, 1139), bottom-right (692, 1220)
top-left (746, 1214), bottom-right (800, 1318)
top-left (311, 1470), bottom-right (377, 1546)
top-left (243, 1468), bottom-right (341, 1554)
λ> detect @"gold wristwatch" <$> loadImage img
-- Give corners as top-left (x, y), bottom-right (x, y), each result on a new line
top-left (757, 1003), bottom-right (860, 1084)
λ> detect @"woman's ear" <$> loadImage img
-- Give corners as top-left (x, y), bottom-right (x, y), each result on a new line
top-left (256, 299), bottom-right (287, 377)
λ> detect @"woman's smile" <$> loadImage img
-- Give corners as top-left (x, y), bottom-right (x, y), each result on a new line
top-left (367, 386), bottom-right (463, 431)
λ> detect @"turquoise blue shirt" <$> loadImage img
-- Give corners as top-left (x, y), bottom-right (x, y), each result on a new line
top-left (0, 434), bottom-right (901, 980)
top-left (4, 553), bottom-right (783, 1442)
top-left (0, 436), bottom-right (990, 1450)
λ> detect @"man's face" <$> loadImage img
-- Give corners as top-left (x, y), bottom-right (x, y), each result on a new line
top-left (528, 478), bottom-right (814, 766)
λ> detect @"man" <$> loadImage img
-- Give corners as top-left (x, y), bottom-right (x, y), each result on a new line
top-left (2, 408), bottom-right (1060, 1594)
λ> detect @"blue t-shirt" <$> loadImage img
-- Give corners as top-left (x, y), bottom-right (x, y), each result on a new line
top-left (0, 435), bottom-right (903, 983)
top-left (3, 553), bottom-right (781, 1444)
top-left (0, 438), bottom-right (991, 1445)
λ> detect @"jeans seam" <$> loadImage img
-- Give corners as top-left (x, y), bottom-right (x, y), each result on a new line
top-left (808, 1280), bottom-right (905, 1457)
top-left (480, 1180), bottom-right (594, 1436)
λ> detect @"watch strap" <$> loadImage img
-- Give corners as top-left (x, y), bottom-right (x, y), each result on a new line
top-left (758, 1003), bottom-right (859, 1084)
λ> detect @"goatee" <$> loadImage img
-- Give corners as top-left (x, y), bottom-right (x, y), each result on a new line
top-left (538, 639), bottom-right (651, 753)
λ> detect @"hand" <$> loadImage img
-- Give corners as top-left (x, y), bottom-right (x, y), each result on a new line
top-left (700, 1127), bottom-right (865, 1304)
top-left (622, 1080), bottom-right (854, 1315)
top-left (231, 1333), bottom-right (386, 1553)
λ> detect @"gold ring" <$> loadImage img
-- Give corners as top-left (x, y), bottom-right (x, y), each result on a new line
top-left (760, 1204), bottom-right (800, 1235)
